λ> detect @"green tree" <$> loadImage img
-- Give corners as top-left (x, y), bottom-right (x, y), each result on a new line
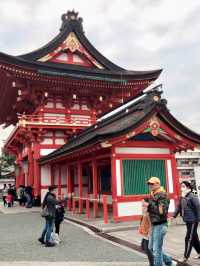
top-left (0, 152), bottom-right (15, 178)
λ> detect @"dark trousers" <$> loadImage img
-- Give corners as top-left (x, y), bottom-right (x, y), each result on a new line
top-left (185, 222), bottom-right (200, 259)
top-left (3, 196), bottom-right (7, 206)
top-left (41, 218), bottom-right (54, 242)
top-left (141, 238), bottom-right (154, 266)
top-left (55, 221), bottom-right (60, 235)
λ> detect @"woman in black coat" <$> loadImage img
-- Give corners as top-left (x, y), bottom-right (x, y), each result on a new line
top-left (173, 181), bottom-right (200, 263)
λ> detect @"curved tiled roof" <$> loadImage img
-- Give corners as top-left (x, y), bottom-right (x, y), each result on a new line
top-left (39, 88), bottom-right (200, 164)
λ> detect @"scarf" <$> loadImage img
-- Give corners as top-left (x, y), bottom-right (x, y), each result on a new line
top-left (150, 186), bottom-right (166, 198)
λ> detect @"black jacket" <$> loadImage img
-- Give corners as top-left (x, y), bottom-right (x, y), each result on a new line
top-left (173, 192), bottom-right (200, 223)
top-left (42, 192), bottom-right (59, 219)
top-left (147, 191), bottom-right (170, 225)
top-left (55, 206), bottom-right (65, 223)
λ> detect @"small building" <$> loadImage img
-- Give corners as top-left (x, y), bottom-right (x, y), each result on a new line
top-left (39, 89), bottom-right (200, 221)
top-left (176, 149), bottom-right (200, 198)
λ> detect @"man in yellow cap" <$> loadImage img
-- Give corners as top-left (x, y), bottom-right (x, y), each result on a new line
top-left (142, 177), bottom-right (172, 266)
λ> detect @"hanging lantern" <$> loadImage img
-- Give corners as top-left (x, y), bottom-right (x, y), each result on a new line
top-left (73, 94), bottom-right (77, 99)
top-left (99, 96), bottom-right (103, 102)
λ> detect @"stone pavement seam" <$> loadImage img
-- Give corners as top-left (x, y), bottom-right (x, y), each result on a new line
top-left (64, 219), bottom-right (146, 258)
top-left (64, 217), bottom-right (191, 266)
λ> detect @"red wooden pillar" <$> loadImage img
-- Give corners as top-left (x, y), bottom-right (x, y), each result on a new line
top-left (171, 154), bottom-right (180, 203)
top-left (78, 162), bottom-right (83, 213)
top-left (103, 194), bottom-right (108, 224)
top-left (58, 164), bottom-right (62, 199)
top-left (92, 159), bottom-right (98, 218)
top-left (111, 153), bottom-right (118, 222)
top-left (33, 142), bottom-right (41, 197)
top-left (28, 144), bottom-right (34, 187)
top-left (67, 165), bottom-right (72, 210)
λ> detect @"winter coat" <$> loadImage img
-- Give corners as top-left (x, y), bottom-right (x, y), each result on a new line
top-left (42, 192), bottom-right (59, 219)
top-left (55, 206), bottom-right (65, 224)
top-left (173, 192), bottom-right (200, 223)
top-left (147, 189), bottom-right (170, 225)
top-left (42, 192), bottom-right (67, 219)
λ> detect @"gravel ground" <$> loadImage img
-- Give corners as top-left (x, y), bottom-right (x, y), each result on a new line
top-left (0, 212), bottom-right (147, 264)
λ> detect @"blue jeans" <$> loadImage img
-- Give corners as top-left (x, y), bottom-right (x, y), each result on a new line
top-left (149, 223), bottom-right (172, 266)
top-left (40, 217), bottom-right (54, 242)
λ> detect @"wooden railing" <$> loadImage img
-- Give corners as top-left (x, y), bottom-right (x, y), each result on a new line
top-left (18, 114), bottom-right (96, 127)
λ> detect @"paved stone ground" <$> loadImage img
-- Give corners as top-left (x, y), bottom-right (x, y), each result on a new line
top-left (0, 211), bottom-right (148, 266)
top-left (109, 224), bottom-right (200, 266)
top-left (0, 263), bottom-right (147, 266)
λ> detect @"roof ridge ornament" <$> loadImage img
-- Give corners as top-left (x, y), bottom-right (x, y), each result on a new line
top-left (60, 10), bottom-right (84, 33)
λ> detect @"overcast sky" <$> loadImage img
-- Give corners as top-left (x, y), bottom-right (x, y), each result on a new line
top-left (0, 0), bottom-right (200, 149)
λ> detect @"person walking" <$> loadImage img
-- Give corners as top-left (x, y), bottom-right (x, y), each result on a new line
top-left (38, 186), bottom-right (66, 247)
top-left (2, 184), bottom-right (8, 207)
top-left (138, 199), bottom-right (154, 266)
top-left (142, 176), bottom-right (172, 266)
top-left (172, 181), bottom-right (200, 263)
top-left (6, 190), bottom-right (13, 207)
top-left (54, 202), bottom-right (65, 243)
top-left (17, 185), bottom-right (25, 206)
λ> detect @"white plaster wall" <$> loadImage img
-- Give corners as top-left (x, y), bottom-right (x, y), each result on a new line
top-left (117, 201), bottom-right (142, 217)
top-left (61, 165), bottom-right (67, 185)
top-left (41, 165), bottom-right (51, 186)
top-left (54, 167), bottom-right (59, 185)
top-left (116, 159), bottom-right (122, 196)
top-left (55, 138), bottom-right (65, 145)
top-left (40, 149), bottom-right (55, 156)
top-left (115, 147), bottom-right (170, 154)
top-left (167, 160), bottom-right (174, 193)
top-left (41, 138), bottom-right (53, 145)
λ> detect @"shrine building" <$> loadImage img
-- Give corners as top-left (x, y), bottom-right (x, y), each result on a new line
top-left (1, 11), bottom-right (200, 222)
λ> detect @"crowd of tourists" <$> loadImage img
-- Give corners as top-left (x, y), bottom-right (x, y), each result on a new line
top-left (1, 184), bottom-right (38, 208)
top-left (139, 177), bottom-right (200, 266)
top-left (2, 183), bottom-right (16, 207)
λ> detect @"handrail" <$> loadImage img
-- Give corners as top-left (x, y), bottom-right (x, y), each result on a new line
top-left (18, 113), bottom-right (96, 127)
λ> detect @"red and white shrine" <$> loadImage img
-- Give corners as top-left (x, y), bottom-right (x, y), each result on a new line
top-left (1, 11), bottom-right (200, 222)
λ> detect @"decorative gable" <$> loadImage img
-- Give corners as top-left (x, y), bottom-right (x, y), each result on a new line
top-left (38, 32), bottom-right (104, 69)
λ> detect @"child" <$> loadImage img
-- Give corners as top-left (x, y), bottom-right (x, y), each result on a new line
top-left (54, 203), bottom-right (65, 243)
top-left (6, 191), bottom-right (13, 208)
top-left (138, 200), bottom-right (154, 266)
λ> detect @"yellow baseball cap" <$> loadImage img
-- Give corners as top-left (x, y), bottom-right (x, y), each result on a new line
top-left (147, 177), bottom-right (161, 185)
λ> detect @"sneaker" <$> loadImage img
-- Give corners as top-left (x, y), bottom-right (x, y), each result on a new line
top-left (194, 254), bottom-right (200, 259)
top-left (38, 238), bottom-right (45, 245)
top-left (45, 241), bottom-right (55, 247)
top-left (178, 257), bottom-right (188, 263)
